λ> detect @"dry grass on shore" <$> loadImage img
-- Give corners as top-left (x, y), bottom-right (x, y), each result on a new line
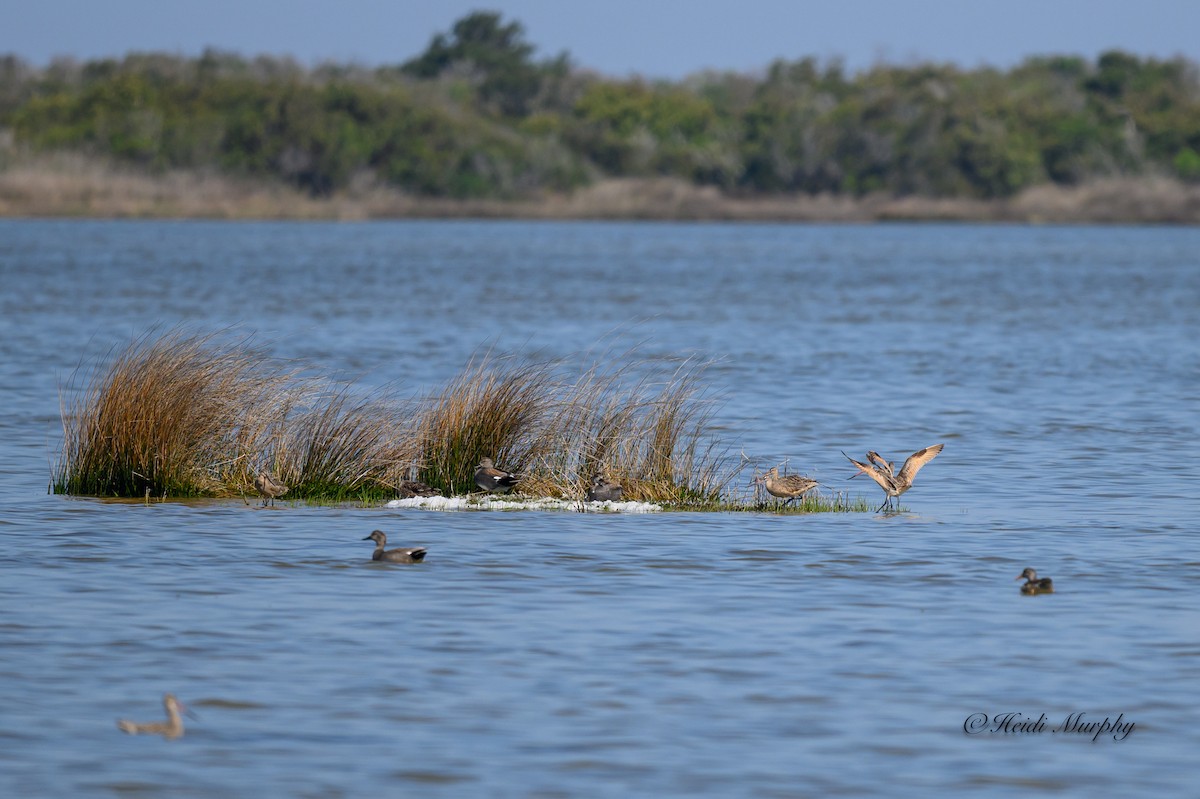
top-left (4, 150), bottom-right (1199, 223)
top-left (55, 329), bottom-right (737, 505)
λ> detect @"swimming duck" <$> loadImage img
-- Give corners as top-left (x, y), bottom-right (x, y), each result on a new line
top-left (754, 467), bottom-right (819, 504)
top-left (474, 457), bottom-right (520, 493)
top-left (362, 530), bottom-right (427, 563)
top-left (1017, 567), bottom-right (1054, 594)
top-left (254, 471), bottom-right (289, 507)
top-left (116, 693), bottom-right (189, 740)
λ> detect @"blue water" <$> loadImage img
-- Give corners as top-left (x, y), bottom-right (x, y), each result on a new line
top-left (1, 220), bottom-right (1198, 796)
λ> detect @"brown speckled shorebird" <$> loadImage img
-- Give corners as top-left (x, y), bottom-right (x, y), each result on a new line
top-left (474, 458), bottom-right (519, 494)
top-left (754, 467), bottom-right (819, 505)
top-left (843, 443), bottom-right (944, 512)
top-left (362, 530), bottom-right (427, 563)
top-left (116, 693), bottom-right (189, 740)
top-left (254, 471), bottom-right (289, 507)
top-left (1017, 567), bottom-right (1054, 594)
top-left (585, 475), bottom-right (623, 502)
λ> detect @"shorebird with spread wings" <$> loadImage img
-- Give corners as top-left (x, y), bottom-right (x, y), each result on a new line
top-left (843, 444), bottom-right (944, 512)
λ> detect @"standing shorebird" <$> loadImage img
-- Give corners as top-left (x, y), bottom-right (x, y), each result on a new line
top-left (362, 530), bottom-right (427, 563)
top-left (753, 467), bottom-right (819, 505)
top-left (843, 443), bottom-right (944, 512)
top-left (116, 693), bottom-right (190, 740)
top-left (474, 458), bottom-right (520, 494)
top-left (254, 471), bottom-right (289, 507)
top-left (1016, 567), bottom-right (1054, 594)
top-left (585, 475), bottom-right (623, 502)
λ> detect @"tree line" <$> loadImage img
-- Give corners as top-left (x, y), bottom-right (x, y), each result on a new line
top-left (2, 12), bottom-right (1198, 199)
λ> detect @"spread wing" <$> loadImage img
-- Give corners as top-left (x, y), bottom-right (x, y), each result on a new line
top-left (897, 444), bottom-right (944, 484)
top-left (842, 451), bottom-right (896, 492)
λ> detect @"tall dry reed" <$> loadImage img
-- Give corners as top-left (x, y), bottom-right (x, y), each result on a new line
top-left (56, 330), bottom-right (738, 504)
top-left (56, 329), bottom-right (295, 497)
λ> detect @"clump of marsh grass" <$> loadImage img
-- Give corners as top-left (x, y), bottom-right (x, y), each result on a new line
top-left (412, 355), bottom-right (558, 496)
top-left (56, 329), bottom-right (296, 498)
top-left (55, 328), bottom-right (857, 510)
top-left (262, 384), bottom-right (421, 502)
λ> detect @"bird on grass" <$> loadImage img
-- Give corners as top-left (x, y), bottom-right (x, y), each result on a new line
top-left (395, 480), bottom-right (440, 499)
top-left (362, 530), bottom-right (427, 563)
top-left (474, 457), bottom-right (520, 494)
top-left (117, 693), bottom-right (192, 740)
top-left (1017, 567), bottom-right (1054, 595)
top-left (843, 443), bottom-right (944, 512)
top-left (753, 467), bottom-right (819, 505)
top-left (586, 475), bottom-right (623, 502)
top-left (253, 471), bottom-right (289, 507)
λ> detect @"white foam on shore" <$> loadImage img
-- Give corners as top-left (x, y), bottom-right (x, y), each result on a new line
top-left (385, 495), bottom-right (662, 513)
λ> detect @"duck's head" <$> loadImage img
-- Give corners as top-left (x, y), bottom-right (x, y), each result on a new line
top-left (1016, 567), bottom-right (1038, 581)
top-left (478, 457), bottom-right (495, 469)
top-left (363, 530), bottom-right (387, 545)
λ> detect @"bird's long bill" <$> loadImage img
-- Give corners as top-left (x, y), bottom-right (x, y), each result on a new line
top-left (1013, 574), bottom-right (1025, 581)
top-left (362, 535), bottom-right (374, 540)
top-left (182, 702), bottom-right (199, 720)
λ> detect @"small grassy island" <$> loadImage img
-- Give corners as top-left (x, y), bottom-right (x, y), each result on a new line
top-left (54, 328), bottom-right (868, 512)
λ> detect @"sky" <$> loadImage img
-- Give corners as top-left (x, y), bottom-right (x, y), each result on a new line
top-left (3, 0), bottom-right (1199, 78)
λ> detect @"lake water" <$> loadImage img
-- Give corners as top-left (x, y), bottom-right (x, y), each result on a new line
top-left (1, 219), bottom-right (1198, 796)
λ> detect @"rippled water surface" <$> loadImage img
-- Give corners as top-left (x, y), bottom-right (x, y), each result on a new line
top-left (1, 220), bottom-right (1198, 796)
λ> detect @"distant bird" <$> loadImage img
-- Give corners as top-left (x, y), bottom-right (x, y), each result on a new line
top-left (1016, 567), bottom-right (1054, 594)
top-left (395, 480), bottom-right (440, 499)
top-left (753, 467), bottom-right (819, 505)
top-left (362, 530), bottom-right (427, 563)
top-left (585, 475), bottom-right (623, 502)
top-left (843, 443), bottom-right (944, 512)
top-left (116, 693), bottom-right (190, 740)
top-left (254, 471), bottom-right (289, 507)
top-left (474, 457), bottom-right (520, 494)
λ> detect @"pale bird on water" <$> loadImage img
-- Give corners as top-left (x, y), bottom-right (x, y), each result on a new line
top-left (362, 530), bottom-right (427, 563)
top-left (254, 471), bottom-right (289, 507)
top-left (843, 443), bottom-right (944, 512)
top-left (754, 467), bottom-right (819, 505)
top-left (474, 458), bottom-right (519, 494)
top-left (116, 693), bottom-right (190, 740)
top-left (1017, 567), bottom-right (1054, 595)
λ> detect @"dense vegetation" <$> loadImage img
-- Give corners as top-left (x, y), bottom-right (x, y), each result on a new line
top-left (4, 12), bottom-right (1199, 200)
top-left (54, 329), bottom-right (740, 506)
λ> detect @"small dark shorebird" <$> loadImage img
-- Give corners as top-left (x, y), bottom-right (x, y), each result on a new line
top-left (1017, 567), bottom-right (1054, 594)
top-left (362, 530), bottom-right (427, 563)
top-left (117, 693), bottom-right (190, 740)
top-left (474, 458), bottom-right (520, 494)
top-left (585, 475), bottom-right (623, 502)
top-left (253, 471), bottom-right (289, 507)
top-left (395, 480), bottom-right (440, 499)
top-left (753, 467), bottom-right (819, 505)
top-left (843, 443), bottom-right (944, 512)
